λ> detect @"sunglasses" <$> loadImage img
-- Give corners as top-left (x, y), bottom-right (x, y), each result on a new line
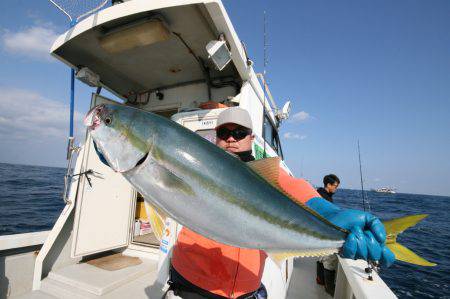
top-left (216, 127), bottom-right (252, 141)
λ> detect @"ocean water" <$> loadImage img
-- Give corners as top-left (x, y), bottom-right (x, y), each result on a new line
top-left (335, 189), bottom-right (450, 299)
top-left (0, 163), bottom-right (65, 235)
top-left (0, 162), bottom-right (449, 298)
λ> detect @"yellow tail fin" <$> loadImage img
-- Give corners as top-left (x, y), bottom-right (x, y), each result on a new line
top-left (383, 214), bottom-right (436, 266)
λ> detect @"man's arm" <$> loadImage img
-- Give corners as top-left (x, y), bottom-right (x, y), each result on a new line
top-left (277, 169), bottom-right (395, 267)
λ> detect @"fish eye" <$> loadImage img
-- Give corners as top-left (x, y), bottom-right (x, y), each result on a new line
top-left (104, 116), bottom-right (113, 126)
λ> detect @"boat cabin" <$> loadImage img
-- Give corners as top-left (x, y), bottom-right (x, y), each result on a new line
top-left (44, 1), bottom-right (293, 297)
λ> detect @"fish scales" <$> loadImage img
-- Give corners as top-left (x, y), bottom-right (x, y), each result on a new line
top-left (86, 104), bottom-right (346, 253)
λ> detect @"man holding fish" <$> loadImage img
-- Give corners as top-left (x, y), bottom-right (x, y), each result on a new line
top-left (86, 104), bottom-right (433, 299)
top-left (168, 107), bottom-right (267, 299)
top-left (164, 107), bottom-right (391, 299)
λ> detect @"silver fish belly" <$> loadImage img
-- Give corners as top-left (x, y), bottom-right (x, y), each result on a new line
top-left (124, 142), bottom-right (344, 252)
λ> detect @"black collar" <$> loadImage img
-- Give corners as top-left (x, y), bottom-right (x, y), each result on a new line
top-left (236, 150), bottom-right (255, 162)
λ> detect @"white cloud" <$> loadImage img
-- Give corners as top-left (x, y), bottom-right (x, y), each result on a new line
top-left (290, 111), bottom-right (312, 123)
top-left (0, 87), bottom-right (84, 142)
top-left (1, 24), bottom-right (60, 60)
top-left (283, 132), bottom-right (307, 140)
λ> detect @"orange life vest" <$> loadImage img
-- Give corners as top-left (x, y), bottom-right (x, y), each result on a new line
top-left (172, 228), bottom-right (267, 298)
top-left (171, 167), bottom-right (319, 298)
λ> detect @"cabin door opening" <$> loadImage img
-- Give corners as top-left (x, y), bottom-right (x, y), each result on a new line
top-left (131, 194), bottom-right (162, 247)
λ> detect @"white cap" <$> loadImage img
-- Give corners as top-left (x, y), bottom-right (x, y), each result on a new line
top-left (216, 107), bottom-right (253, 130)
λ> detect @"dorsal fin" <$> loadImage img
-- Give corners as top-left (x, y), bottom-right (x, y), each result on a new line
top-left (247, 157), bottom-right (282, 190)
top-left (247, 157), bottom-right (315, 206)
top-left (247, 157), bottom-right (348, 234)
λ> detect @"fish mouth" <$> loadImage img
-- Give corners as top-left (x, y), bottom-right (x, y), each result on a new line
top-left (84, 104), bottom-right (106, 130)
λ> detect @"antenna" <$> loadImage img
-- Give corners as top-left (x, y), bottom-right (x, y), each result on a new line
top-left (263, 11), bottom-right (268, 79)
top-left (262, 10), bottom-right (268, 157)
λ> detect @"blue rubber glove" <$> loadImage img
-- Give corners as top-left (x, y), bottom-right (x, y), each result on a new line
top-left (307, 197), bottom-right (395, 267)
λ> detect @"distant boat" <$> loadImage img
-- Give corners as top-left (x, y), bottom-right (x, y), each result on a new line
top-left (373, 187), bottom-right (396, 194)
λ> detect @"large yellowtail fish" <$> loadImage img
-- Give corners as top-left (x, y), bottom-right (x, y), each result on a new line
top-left (85, 104), bottom-right (435, 266)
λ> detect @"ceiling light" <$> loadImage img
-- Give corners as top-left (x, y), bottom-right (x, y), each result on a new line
top-left (99, 19), bottom-right (170, 54)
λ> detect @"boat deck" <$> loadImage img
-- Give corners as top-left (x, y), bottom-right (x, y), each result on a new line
top-left (14, 255), bottom-right (164, 299)
top-left (286, 258), bottom-right (331, 299)
top-left (12, 253), bottom-right (397, 299)
top-left (13, 255), bottom-right (334, 299)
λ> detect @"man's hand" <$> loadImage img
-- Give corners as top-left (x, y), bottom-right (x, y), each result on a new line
top-left (327, 209), bottom-right (395, 267)
top-left (307, 197), bottom-right (395, 267)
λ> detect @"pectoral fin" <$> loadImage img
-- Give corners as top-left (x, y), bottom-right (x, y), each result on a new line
top-left (157, 168), bottom-right (195, 196)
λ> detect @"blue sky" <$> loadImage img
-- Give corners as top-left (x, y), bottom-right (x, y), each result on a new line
top-left (0, 0), bottom-right (449, 196)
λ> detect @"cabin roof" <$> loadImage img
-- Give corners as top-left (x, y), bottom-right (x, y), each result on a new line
top-left (50, 0), bottom-right (250, 99)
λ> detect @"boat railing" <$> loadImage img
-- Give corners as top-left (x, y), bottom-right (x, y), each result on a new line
top-left (0, 231), bottom-right (50, 252)
top-left (335, 256), bottom-right (397, 299)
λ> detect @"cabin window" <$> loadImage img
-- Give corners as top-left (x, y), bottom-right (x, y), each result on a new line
top-left (263, 115), bottom-right (283, 158)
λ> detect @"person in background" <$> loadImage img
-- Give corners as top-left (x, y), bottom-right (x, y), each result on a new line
top-left (316, 174), bottom-right (340, 296)
top-left (317, 174), bottom-right (340, 202)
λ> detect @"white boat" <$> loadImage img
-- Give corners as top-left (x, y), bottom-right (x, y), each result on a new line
top-left (0, 1), bottom-right (397, 298)
top-left (373, 188), bottom-right (396, 194)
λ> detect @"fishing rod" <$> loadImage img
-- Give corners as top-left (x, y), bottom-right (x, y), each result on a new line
top-left (358, 140), bottom-right (371, 213)
top-left (357, 140), bottom-right (377, 280)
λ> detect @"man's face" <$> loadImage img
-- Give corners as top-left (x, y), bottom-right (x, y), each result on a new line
top-left (215, 123), bottom-right (254, 153)
top-left (326, 182), bottom-right (339, 194)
